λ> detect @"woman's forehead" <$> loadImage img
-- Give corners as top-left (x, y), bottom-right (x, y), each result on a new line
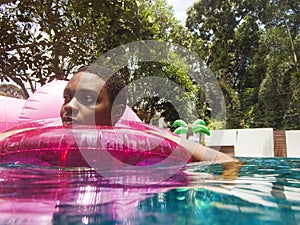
top-left (69, 72), bottom-right (105, 90)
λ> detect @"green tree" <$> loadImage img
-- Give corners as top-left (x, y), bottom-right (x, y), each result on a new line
top-left (186, 0), bottom-right (299, 129)
top-left (1, 0), bottom-right (199, 123)
top-left (0, 83), bottom-right (25, 99)
top-left (125, 59), bottom-right (198, 124)
top-left (258, 27), bottom-right (300, 129)
top-left (186, 0), bottom-right (262, 128)
top-left (0, 0), bottom-right (189, 94)
top-left (0, 0), bottom-right (149, 97)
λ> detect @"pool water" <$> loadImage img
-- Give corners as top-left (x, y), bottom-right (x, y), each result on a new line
top-left (0, 158), bottom-right (300, 225)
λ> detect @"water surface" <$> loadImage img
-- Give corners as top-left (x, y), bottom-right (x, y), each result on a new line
top-left (0, 158), bottom-right (299, 225)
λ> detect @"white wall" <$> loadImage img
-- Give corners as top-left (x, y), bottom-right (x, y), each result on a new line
top-left (204, 129), bottom-right (237, 147)
top-left (286, 130), bottom-right (300, 158)
top-left (204, 128), bottom-right (274, 157)
top-left (234, 128), bottom-right (274, 157)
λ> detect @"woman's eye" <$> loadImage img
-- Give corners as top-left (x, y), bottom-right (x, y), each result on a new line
top-left (75, 91), bottom-right (98, 106)
top-left (63, 95), bottom-right (72, 103)
top-left (81, 95), bottom-right (97, 105)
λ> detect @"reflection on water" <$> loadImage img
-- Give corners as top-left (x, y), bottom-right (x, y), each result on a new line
top-left (0, 158), bottom-right (300, 225)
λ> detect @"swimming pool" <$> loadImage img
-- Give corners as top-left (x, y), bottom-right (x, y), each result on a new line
top-left (0, 157), bottom-right (299, 225)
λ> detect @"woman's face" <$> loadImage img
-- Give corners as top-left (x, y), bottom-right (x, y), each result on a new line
top-left (60, 72), bottom-right (116, 126)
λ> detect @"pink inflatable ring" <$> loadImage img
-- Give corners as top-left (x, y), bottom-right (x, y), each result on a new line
top-left (0, 122), bottom-right (192, 168)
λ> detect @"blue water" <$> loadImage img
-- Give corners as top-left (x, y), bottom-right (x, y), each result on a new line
top-left (0, 158), bottom-right (300, 225)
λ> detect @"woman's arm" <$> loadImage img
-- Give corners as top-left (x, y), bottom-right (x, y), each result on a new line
top-left (147, 130), bottom-right (238, 163)
top-left (147, 130), bottom-right (243, 179)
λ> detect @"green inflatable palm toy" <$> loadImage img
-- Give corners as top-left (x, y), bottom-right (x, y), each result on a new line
top-left (172, 119), bottom-right (211, 137)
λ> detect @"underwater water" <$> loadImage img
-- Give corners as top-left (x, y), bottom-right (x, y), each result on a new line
top-left (0, 157), bottom-right (300, 225)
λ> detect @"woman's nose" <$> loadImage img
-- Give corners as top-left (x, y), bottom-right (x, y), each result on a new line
top-left (63, 97), bottom-right (79, 115)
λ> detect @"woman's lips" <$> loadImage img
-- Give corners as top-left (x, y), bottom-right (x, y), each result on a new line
top-left (62, 117), bottom-right (76, 125)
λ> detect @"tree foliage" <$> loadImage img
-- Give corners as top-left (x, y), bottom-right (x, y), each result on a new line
top-left (1, 0), bottom-right (299, 129)
top-left (0, 0), bottom-right (199, 124)
top-left (187, 0), bottom-right (299, 129)
top-left (0, 83), bottom-right (25, 99)
top-left (0, 0), bottom-right (189, 93)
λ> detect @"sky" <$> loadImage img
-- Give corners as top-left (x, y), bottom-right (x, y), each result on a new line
top-left (166, 0), bottom-right (196, 25)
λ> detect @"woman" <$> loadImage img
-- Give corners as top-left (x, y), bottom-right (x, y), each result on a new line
top-left (60, 65), bottom-right (127, 126)
top-left (60, 65), bottom-right (237, 163)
